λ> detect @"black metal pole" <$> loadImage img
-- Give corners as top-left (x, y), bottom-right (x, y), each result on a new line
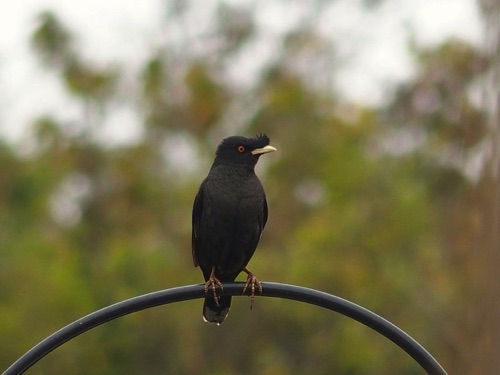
top-left (2, 282), bottom-right (447, 375)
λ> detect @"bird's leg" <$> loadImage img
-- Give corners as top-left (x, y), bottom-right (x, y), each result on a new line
top-left (242, 267), bottom-right (262, 309)
top-left (204, 266), bottom-right (223, 307)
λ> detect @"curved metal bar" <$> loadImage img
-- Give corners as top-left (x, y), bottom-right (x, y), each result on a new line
top-left (2, 282), bottom-right (447, 375)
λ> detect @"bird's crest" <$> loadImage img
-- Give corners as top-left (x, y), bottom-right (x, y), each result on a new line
top-left (253, 133), bottom-right (270, 147)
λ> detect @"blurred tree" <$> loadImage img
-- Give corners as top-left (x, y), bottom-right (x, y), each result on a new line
top-left (31, 12), bottom-right (72, 68)
top-left (465, 1), bottom-right (500, 373)
top-left (1, 1), bottom-right (494, 374)
top-left (382, 32), bottom-right (498, 374)
top-left (32, 11), bottom-right (118, 137)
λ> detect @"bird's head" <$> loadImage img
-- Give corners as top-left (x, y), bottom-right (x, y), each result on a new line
top-left (214, 134), bottom-right (276, 168)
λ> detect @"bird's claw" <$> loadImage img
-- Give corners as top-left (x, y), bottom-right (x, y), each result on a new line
top-left (204, 276), bottom-right (223, 307)
top-left (242, 273), bottom-right (262, 309)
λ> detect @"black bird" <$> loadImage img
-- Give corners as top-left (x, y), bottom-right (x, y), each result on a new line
top-left (192, 134), bottom-right (276, 325)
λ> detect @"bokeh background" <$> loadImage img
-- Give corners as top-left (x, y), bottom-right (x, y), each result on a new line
top-left (1, 1), bottom-right (498, 374)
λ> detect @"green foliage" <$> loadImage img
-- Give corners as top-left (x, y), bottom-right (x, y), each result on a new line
top-left (1, 3), bottom-right (494, 374)
top-left (184, 62), bottom-right (228, 134)
top-left (31, 12), bottom-right (72, 67)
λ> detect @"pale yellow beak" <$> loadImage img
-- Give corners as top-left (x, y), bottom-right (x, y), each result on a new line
top-left (251, 145), bottom-right (277, 155)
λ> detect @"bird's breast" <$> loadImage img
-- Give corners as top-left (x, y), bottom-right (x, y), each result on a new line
top-left (202, 170), bottom-right (264, 232)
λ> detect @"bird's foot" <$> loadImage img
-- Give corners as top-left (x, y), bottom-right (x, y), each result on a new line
top-left (204, 274), bottom-right (223, 307)
top-left (242, 268), bottom-right (262, 309)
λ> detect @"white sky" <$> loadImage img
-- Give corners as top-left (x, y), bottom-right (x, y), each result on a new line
top-left (0, 0), bottom-right (483, 144)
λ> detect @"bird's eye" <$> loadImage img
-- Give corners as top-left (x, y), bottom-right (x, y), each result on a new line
top-left (237, 145), bottom-right (245, 153)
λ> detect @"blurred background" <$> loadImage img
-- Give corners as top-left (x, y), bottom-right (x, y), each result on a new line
top-left (1, 0), bottom-right (498, 374)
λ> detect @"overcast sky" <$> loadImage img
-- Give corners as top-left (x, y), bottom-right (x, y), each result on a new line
top-left (0, 0), bottom-right (483, 144)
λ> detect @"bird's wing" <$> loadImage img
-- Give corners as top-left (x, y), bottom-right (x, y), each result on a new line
top-left (262, 195), bottom-right (269, 230)
top-left (241, 196), bottom-right (268, 268)
top-left (191, 184), bottom-right (204, 267)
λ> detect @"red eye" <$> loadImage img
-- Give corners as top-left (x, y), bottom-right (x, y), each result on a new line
top-left (237, 145), bottom-right (245, 153)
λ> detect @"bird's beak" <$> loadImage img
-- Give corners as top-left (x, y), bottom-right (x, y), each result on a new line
top-left (251, 145), bottom-right (277, 155)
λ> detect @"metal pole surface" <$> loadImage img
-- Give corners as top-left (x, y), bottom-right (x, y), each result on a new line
top-left (2, 282), bottom-right (447, 375)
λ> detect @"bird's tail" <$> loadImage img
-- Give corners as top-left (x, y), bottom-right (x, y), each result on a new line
top-left (203, 296), bottom-right (231, 325)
